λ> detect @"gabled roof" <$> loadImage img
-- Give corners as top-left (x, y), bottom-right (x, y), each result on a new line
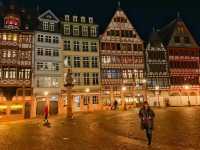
top-left (38, 9), bottom-right (59, 23)
top-left (158, 19), bottom-right (178, 46)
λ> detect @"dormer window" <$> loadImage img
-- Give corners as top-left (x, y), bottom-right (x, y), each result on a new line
top-left (89, 17), bottom-right (93, 24)
top-left (65, 15), bottom-right (70, 22)
top-left (81, 16), bottom-right (86, 23)
top-left (50, 23), bottom-right (55, 31)
top-left (43, 21), bottom-right (49, 30)
top-left (73, 16), bottom-right (78, 22)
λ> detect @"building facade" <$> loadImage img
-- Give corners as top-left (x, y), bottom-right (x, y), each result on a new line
top-left (33, 10), bottom-right (63, 116)
top-left (157, 16), bottom-right (200, 106)
top-left (0, 3), bottom-right (34, 120)
top-left (61, 15), bottom-right (100, 112)
top-left (100, 7), bottom-right (145, 109)
top-left (145, 29), bottom-right (170, 105)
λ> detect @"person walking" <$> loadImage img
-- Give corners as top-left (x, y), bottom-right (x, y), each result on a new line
top-left (139, 101), bottom-right (155, 145)
top-left (113, 100), bottom-right (118, 110)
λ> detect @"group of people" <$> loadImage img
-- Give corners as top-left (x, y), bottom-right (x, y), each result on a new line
top-left (43, 100), bottom-right (155, 145)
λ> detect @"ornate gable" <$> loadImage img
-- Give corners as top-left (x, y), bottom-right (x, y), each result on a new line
top-left (38, 10), bottom-right (59, 23)
top-left (101, 8), bottom-right (143, 43)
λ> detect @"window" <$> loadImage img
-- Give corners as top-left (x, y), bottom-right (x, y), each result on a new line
top-left (89, 17), bottom-right (93, 23)
top-left (92, 73), bottom-right (99, 85)
top-left (64, 25), bottom-right (70, 35)
top-left (92, 57), bottom-right (98, 68)
top-left (50, 23), bottom-right (55, 31)
top-left (74, 41), bottom-right (80, 51)
top-left (184, 37), bottom-right (190, 44)
top-left (37, 34), bottom-right (44, 42)
top-left (73, 26), bottom-right (79, 36)
top-left (81, 16), bottom-right (86, 23)
top-left (10, 68), bottom-right (16, 79)
top-left (45, 35), bottom-right (51, 43)
top-left (0, 68), bottom-right (2, 79)
top-left (53, 50), bottom-right (59, 56)
top-left (43, 22), bottom-right (49, 30)
top-left (82, 26), bottom-right (88, 36)
top-left (74, 73), bottom-right (81, 85)
top-left (52, 63), bottom-right (59, 71)
top-left (65, 15), bottom-right (70, 22)
top-left (37, 48), bottom-right (43, 56)
top-left (38, 77), bottom-right (59, 88)
top-left (64, 56), bottom-right (71, 67)
top-left (24, 69), bottom-right (31, 79)
top-left (90, 27), bottom-right (97, 37)
top-left (37, 62), bottom-right (43, 71)
top-left (53, 36), bottom-right (59, 43)
top-left (91, 42), bottom-right (97, 52)
top-left (83, 96), bottom-right (89, 105)
top-left (102, 56), bottom-right (111, 64)
top-left (64, 40), bottom-right (71, 50)
top-left (83, 42), bottom-right (89, 51)
top-left (84, 73), bottom-right (90, 85)
top-left (73, 16), bottom-right (78, 22)
top-left (74, 56), bottom-right (80, 67)
top-left (83, 57), bottom-right (89, 68)
top-left (92, 96), bottom-right (98, 104)
top-left (45, 49), bottom-right (52, 56)
top-left (174, 36), bottom-right (180, 43)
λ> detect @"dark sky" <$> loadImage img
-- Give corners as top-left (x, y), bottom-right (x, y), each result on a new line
top-left (2, 0), bottom-right (200, 43)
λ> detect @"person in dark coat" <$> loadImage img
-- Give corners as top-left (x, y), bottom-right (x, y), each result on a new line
top-left (139, 101), bottom-right (155, 145)
top-left (113, 100), bottom-right (118, 110)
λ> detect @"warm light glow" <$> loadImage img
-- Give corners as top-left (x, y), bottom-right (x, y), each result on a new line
top-left (142, 79), bottom-right (147, 84)
top-left (105, 91), bottom-right (110, 94)
top-left (85, 88), bottom-right (90, 93)
top-left (13, 34), bottom-right (17, 41)
top-left (122, 86), bottom-right (126, 91)
top-left (44, 91), bottom-right (49, 96)
top-left (183, 85), bottom-right (191, 90)
top-left (155, 85), bottom-right (160, 90)
top-left (0, 105), bottom-right (7, 109)
top-left (10, 105), bottom-right (23, 109)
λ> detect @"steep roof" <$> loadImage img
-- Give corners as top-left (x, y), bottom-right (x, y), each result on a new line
top-left (149, 29), bottom-right (162, 47)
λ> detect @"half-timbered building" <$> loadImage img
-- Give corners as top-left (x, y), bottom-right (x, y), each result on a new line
top-left (100, 6), bottom-right (145, 109)
top-left (0, 3), bottom-right (34, 119)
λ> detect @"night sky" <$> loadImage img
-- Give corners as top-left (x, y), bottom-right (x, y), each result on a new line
top-left (1, 0), bottom-right (200, 43)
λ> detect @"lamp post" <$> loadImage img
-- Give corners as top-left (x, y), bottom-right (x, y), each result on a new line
top-left (64, 69), bottom-right (74, 118)
top-left (155, 85), bottom-right (160, 107)
top-left (183, 85), bottom-right (191, 106)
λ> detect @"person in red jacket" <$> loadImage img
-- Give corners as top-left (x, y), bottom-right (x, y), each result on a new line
top-left (44, 104), bottom-right (49, 124)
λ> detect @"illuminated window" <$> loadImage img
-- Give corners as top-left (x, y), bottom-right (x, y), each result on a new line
top-left (3, 34), bottom-right (6, 40)
top-left (13, 34), bottom-right (17, 41)
top-left (73, 16), bottom-right (78, 22)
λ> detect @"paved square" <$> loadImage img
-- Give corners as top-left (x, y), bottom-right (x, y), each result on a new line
top-left (0, 107), bottom-right (199, 150)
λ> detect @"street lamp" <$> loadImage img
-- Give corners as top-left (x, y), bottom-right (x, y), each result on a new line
top-left (155, 85), bottom-right (160, 107)
top-left (183, 84), bottom-right (191, 106)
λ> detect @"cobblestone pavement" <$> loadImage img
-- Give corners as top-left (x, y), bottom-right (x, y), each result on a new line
top-left (0, 107), bottom-right (200, 150)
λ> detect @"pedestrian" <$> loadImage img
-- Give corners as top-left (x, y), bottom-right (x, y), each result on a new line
top-left (139, 101), bottom-right (155, 145)
top-left (44, 103), bottom-right (49, 125)
top-left (113, 100), bottom-right (118, 110)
